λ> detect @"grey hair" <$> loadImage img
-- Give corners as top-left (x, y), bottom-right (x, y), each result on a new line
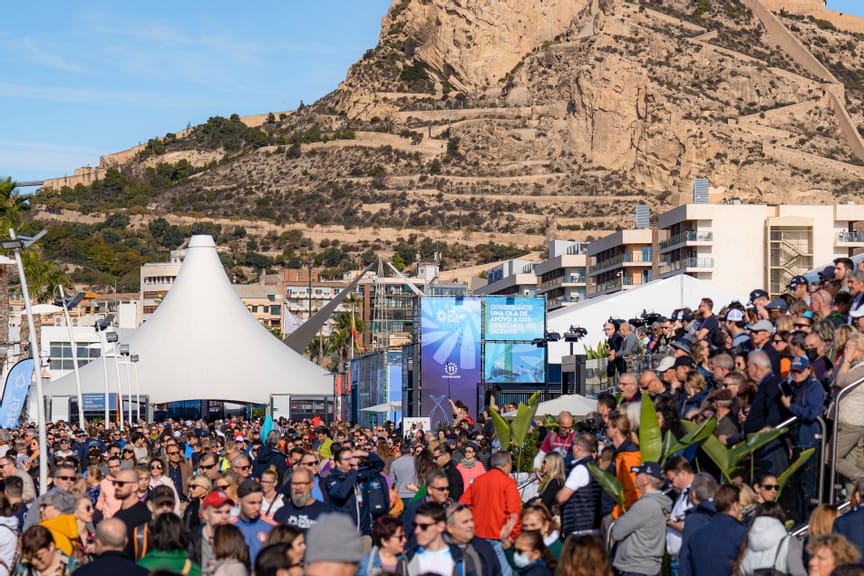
top-left (692, 472), bottom-right (718, 504)
top-left (490, 451), bottom-right (511, 470)
top-left (747, 350), bottom-right (771, 370)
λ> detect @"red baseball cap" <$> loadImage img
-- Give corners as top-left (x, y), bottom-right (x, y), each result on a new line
top-left (202, 490), bottom-right (235, 510)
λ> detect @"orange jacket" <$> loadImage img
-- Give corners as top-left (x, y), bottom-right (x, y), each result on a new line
top-left (612, 441), bottom-right (641, 519)
top-left (459, 467), bottom-right (522, 540)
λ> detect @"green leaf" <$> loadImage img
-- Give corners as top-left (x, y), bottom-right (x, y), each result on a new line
top-left (510, 392), bottom-right (542, 448)
top-left (699, 434), bottom-right (733, 482)
top-left (662, 429), bottom-right (676, 464)
top-left (669, 417), bottom-right (718, 455)
top-left (639, 397), bottom-right (663, 463)
top-left (776, 448), bottom-right (814, 500)
top-left (489, 408), bottom-right (511, 451)
top-left (587, 462), bottom-right (626, 512)
top-left (728, 428), bottom-right (787, 469)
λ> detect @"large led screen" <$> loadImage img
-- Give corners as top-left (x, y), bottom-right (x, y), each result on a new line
top-left (484, 342), bottom-right (546, 383)
top-left (484, 297), bottom-right (545, 341)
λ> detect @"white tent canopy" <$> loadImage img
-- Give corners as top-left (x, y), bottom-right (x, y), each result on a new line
top-left (360, 401), bottom-right (403, 413)
top-left (502, 394), bottom-right (596, 419)
top-left (546, 275), bottom-right (747, 357)
top-left (48, 235), bottom-right (332, 405)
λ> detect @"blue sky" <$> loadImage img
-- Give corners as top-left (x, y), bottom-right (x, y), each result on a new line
top-left (1, 0), bottom-right (862, 186)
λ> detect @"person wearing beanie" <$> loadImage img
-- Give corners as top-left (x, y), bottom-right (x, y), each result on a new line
top-left (305, 512), bottom-right (366, 576)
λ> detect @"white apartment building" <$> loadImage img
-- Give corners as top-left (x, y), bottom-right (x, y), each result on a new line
top-left (658, 203), bottom-right (864, 296)
top-left (534, 240), bottom-right (589, 310)
top-left (473, 259), bottom-right (538, 297)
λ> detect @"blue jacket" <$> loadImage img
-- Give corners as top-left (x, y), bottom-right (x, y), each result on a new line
top-left (786, 375), bottom-right (825, 448)
top-left (681, 513), bottom-right (746, 576)
top-left (834, 506), bottom-right (864, 558)
top-left (677, 500), bottom-right (715, 576)
top-left (324, 453), bottom-right (385, 535)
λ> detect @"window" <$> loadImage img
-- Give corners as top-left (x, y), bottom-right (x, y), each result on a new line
top-left (49, 342), bottom-right (100, 371)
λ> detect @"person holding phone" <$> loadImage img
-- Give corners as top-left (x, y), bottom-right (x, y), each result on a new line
top-left (780, 355), bottom-right (826, 523)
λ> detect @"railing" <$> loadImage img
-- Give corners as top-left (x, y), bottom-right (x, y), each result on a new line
top-left (829, 375), bottom-right (864, 504)
top-left (773, 414), bottom-right (827, 516)
top-left (592, 253), bottom-right (652, 274)
top-left (659, 257), bottom-right (715, 275)
top-left (837, 231), bottom-right (864, 244)
top-left (567, 274), bottom-right (586, 284)
top-left (792, 501), bottom-right (851, 538)
top-left (659, 230), bottom-right (713, 250)
top-left (590, 276), bottom-right (646, 294)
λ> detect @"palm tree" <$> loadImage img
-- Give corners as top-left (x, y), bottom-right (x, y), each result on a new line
top-left (0, 178), bottom-right (31, 362)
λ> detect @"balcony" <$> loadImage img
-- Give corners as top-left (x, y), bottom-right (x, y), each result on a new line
top-left (659, 230), bottom-right (713, 252)
top-left (591, 253), bottom-right (652, 276)
top-left (590, 276), bottom-right (645, 295)
top-left (836, 231), bottom-right (864, 246)
top-left (566, 273), bottom-right (586, 284)
top-left (659, 257), bottom-right (715, 275)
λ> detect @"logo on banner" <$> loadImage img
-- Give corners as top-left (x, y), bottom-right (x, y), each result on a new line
top-left (0, 359), bottom-right (35, 429)
top-left (444, 362), bottom-right (459, 378)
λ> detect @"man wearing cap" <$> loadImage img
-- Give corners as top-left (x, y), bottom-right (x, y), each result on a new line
top-left (780, 356), bottom-right (825, 522)
top-left (129, 485), bottom-right (178, 560)
top-left (657, 357), bottom-right (681, 397)
top-left (788, 275), bottom-right (810, 303)
top-left (189, 489), bottom-right (235, 571)
top-left (274, 467), bottom-right (328, 529)
top-left (304, 512), bottom-right (366, 576)
top-left (749, 289), bottom-right (771, 320)
top-left (765, 299), bottom-right (788, 323)
top-left (748, 319), bottom-right (781, 376)
top-left (670, 338), bottom-right (691, 359)
top-left (724, 309), bottom-right (751, 354)
top-left (610, 462), bottom-right (672, 576)
top-left (231, 479), bottom-right (276, 564)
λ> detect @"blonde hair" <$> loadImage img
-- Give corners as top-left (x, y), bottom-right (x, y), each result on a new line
top-left (774, 315), bottom-right (793, 333)
top-left (542, 452), bottom-right (566, 484)
top-left (808, 504), bottom-right (839, 538)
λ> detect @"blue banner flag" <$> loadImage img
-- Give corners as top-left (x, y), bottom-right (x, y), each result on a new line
top-left (0, 359), bottom-right (35, 429)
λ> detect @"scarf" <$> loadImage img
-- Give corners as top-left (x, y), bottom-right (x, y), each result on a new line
top-left (461, 457), bottom-right (477, 468)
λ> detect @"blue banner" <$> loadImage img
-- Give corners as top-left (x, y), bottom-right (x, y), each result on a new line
top-left (0, 359), bottom-right (35, 429)
top-left (484, 342), bottom-right (546, 383)
top-left (484, 297), bottom-right (545, 341)
top-left (421, 297), bottom-right (481, 428)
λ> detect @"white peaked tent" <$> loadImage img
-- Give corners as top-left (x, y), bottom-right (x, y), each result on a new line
top-left (545, 275), bottom-right (748, 357)
top-left (48, 235), bottom-right (332, 404)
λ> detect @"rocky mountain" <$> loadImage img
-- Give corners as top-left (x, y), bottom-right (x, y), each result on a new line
top-left (35, 0), bottom-right (864, 286)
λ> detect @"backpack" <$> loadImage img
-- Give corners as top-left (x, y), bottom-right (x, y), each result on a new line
top-left (363, 475), bottom-right (390, 518)
top-left (132, 523), bottom-right (149, 560)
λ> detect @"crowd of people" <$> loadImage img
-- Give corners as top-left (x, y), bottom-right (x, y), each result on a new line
top-left (0, 262), bottom-right (864, 575)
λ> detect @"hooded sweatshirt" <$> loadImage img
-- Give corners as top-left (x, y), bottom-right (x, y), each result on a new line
top-left (41, 514), bottom-right (79, 556)
top-left (0, 515), bottom-right (17, 575)
top-left (611, 489), bottom-right (673, 575)
top-left (739, 516), bottom-right (807, 576)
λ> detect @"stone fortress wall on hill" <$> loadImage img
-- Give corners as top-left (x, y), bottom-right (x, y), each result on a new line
top-left (761, 0), bottom-right (864, 33)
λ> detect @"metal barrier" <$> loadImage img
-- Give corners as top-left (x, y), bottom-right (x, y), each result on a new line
top-left (792, 500), bottom-right (851, 538)
top-left (829, 375), bottom-right (864, 504)
top-left (773, 414), bottom-right (828, 512)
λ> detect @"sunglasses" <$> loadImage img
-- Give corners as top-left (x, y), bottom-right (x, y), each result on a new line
top-left (412, 522), bottom-right (436, 532)
top-left (761, 484), bottom-right (779, 491)
top-left (199, 463), bottom-right (216, 470)
top-left (56, 476), bottom-right (76, 482)
top-left (111, 480), bottom-right (132, 487)
top-left (150, 465), bottom-right (163, 470)
top-left (429, 485), bottom-right (450, 492)
top-left (236, 465), bottom-right (251, 471)
top-left (166, 451), bottom-right (180, 456)
top-left (216, 484), bottom-right (230, 490)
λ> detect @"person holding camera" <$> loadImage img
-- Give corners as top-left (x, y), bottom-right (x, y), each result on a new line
top-left (324, 445), bottom-right (387, 539)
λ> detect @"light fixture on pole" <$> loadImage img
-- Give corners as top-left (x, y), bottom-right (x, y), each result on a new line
top-left (106, 331), bottom-right (122, 428)
top-left (532, 331), bottom-right (561, 400)
top-left (56, 287), bottom-right (86, 427)
top-left (0, 229), bottom-right (48, 494)
top-left (95, 316), bottom-right (114, 425)
top-left (119, 344), bottom-right (132, 427)
top-left (130, 354), bottom-right (140, 421)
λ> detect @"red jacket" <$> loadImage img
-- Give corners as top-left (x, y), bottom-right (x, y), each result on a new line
top-left (459, 467), bottom-right (521, 540)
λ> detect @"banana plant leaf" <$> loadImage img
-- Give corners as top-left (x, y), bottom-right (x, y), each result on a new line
top-left (662, 429), bottom-right (676, 464)
top-left (776, 448), bottom-right (815, 500)
top-left (728, 427), bottom-right (788, 469)
top-left (639, 397), bottom-right (663, 463)
top-left (670, 418), bottom-right (718, 456)
top-left (699, 433), bottom-right (734, 482)
top-left (587, 461), bottom-right (626, 512)
top-left (510, 392), bottom-right (542, 448)
top-left (490, 408), bottom-right (511, 451)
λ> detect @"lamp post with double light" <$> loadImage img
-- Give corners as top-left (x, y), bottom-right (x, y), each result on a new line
top-left (56, 287), bottom-right (86, 427)
top-left (0, 229), bottom-right (48, 494)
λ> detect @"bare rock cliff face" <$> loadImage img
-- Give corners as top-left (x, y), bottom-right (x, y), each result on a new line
top-left (397, 0), bottom-right (590, 91)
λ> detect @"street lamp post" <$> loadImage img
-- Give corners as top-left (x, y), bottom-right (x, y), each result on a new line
top-left (131, 354), bottom-right (140, 421)
top-left (0, 229), bottom-right (48, 494)
top-left (119, 344), bottom-right (132, 428)
top-left (95, 316), bottom-right (114, 425)
top-left (57, 286), bottom-right (86, 427)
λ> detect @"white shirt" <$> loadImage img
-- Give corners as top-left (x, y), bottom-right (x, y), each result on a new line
top-left (417, 546), bottom-right (454, 576)
top-left (666, 485), bottom-right (693, 556)
top-left (563, 458), bottom-right (590, 491)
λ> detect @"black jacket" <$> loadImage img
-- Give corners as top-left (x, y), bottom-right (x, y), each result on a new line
top-left (71, 550), bottom-right (148, 576)
top-left (442, 459), bottom-right (464, 501)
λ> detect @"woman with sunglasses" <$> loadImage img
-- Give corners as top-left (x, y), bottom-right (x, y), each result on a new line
top-left (357, 515), bottom-right (406, 576)
top-left (215, 471), bottom-right (241, 519)
top-left (120, 446), bottom-right (137, 469)
top-left (456, 443), bottom-right (486, 488)
top-left (73, 496), bottom-right (96, 563)
top-left (754, 474), bottom-right (780, 505)
top-left (148, 457), bottom-right (180, 515)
